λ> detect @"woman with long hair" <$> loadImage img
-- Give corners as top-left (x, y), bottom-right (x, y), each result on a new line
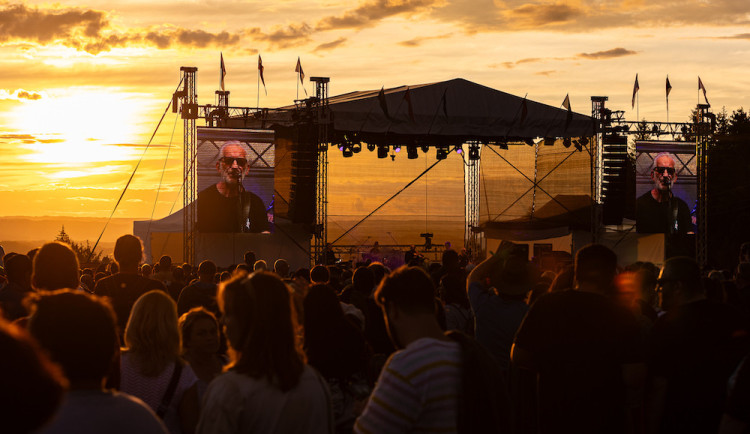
top-left (178, 307), bottom-right (225, 400)
top-left (121, 290), bottom-right (200, 434)
top-left (197, 272), bottom-right (332, 434)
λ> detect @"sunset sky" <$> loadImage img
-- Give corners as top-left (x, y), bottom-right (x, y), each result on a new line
top-left (0, 0), bottom-right (748, 221)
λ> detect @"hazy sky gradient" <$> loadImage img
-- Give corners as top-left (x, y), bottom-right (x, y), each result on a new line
top-left (1, 0), bottom-right (748, 219)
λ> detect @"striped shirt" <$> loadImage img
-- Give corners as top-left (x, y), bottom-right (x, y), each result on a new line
top-left (355, 337), bottom-right (462, 434)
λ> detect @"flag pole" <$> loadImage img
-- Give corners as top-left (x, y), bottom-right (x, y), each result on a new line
top-left (257, 61), bottom-right (260, 109)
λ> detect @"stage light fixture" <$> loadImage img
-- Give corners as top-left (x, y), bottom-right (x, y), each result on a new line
top-left (573, 140), bottom-right (582, 151)
top-left (497, 139), bottom-right (508, 150)
top-left (377, 145), bottom-right (388, 159)
top-left (468, 145), bottom-right (480, 160)
top-left (367, 143), bottom-right (376, 152)
top-left (421, 144), bottom-right (430, 153)
top-left (436, 146), bottom-right (449, 160)
top-left (393, 145), bottom-right (401, 153)
top-left (563, 137), bottom-right (572, 148)
top-left (544, 137), bottom-right (556, 146)
top-left (525, 138), bottom-right (535, 146)
top-left (407, 146), bottom-right (418, 159)
top-left (352, 143), bottom-right (362, 153)
top-left (342, 146), bottom-right (353, 158)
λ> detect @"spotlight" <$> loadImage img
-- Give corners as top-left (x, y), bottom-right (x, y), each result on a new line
top-left (377, 145), bottom-right (388, 159)
top-left (468, 145), bottom-right (480, 160)
top-left (455, 145), bottom-right (463, 154)
top-left (407, 146), bottom-right (418, 159)
top-left (352, 143), bottom-right (362, 153)
top-left (563, 137), bottom-right (572, 148)
top-left (497, 139), bottom-right (508, 150)
top-left (436, 146), bottom-right (449, 160)
top-left (543, 137), bottom-right (556, 146)
top-left (342, 146), bottom-right (353, 158)
top-left (393, 145), bottom-right (401, 153)
top-left (573, 140), bottom-right (582, 151)
top-left (421, 144), bottom-right (430, 153)
top-left (525, 138), bottom-right (535, 146)
top-left (367, 143), bottom-right (376, 152)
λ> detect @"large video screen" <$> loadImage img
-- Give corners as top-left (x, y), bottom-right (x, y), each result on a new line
top-left (635, 141), bottom-right (696, 256)
top-left (196, 128), bottom-right (275, 233)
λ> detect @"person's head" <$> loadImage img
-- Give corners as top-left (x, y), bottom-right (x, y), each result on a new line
top-left (0, 319), bottom-right (66, 433)
top-left (158, 255), bottom-right (172, 271)
top-left (124, 290), bottom-right (180, 376)
top-left (439, 273), bottom-right (469, 308)
top-left (368, 262), bottom-right (389, 286)
top-left (32, 242), bottom-right (80, 291)
top-left (140, 263), bottom-right (152, 276)
top-left (179, 307), bottom-right (220, 356)
top-left (274, 259), bottom-right (290, 278)
top-left (219, 272), bottom-right (304, 392)
top-left (650, 152), bottom-right (678, 192)
top-left (375, 266), bottom-right (437, 348)
top-left (216, 141), bottom-right (249, 187)
top-left (740, 242), bottom-right (750, 264)
top-left (27, 290), bottom-right (118, 388)
top-left (5, 253), bottom-right (32, 287)
top-left (442, 249), bottom-right (460, 268)
top-left (198, 260), bottom-right (217, 280)
top-left (244, 250), bottom-right (256, 267)
top-left (113, 235), bottom-right (143, 270)
top-left (489, 254), bottom-right (533, 298)
top-left (181, 263), bottom-right (192, 277)
top-left (352, 266), bottom-right (375, 294)
top-left (574, 244), bottom-right (618, 294)
top-left (253, 260), bottom-right (268, 272)
top-left (303, 284), bottom-right (346, 347)
top-left (657, 256), bottom-right (703, 311)
top-left (310, 265), bottom-right (329, 284)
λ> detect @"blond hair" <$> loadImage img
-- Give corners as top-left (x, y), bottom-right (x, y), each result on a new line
top-left (124, 290), bottom-right (181, 376)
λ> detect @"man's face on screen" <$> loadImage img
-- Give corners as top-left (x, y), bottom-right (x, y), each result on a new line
top-left (217, 143), bottom-right (248, 186)
top-left (651, 155), bottom-right (676, 192)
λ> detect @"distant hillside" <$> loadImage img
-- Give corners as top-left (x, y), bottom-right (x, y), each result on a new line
top-left (0, 217), bottom-right (139, 255)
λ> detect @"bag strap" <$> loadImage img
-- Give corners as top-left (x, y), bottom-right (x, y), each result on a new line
top-left (156, 360), bottom-right (183, 419)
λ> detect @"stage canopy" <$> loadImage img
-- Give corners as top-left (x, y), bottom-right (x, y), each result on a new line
top-left (320, 78), bottom-right (594, 140)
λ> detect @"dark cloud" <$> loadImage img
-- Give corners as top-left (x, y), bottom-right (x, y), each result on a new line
top-left (254, 23), bottom-right (312, 48)
top-left (718, 33), bottom-right (750, 39)
top-left (577, 47), bottom-right (637, 59)
top-left (0, 3), bottom-right (108, 43)
top-left (431, 0), bottom-right (750, 33)
top-left (15, 90), bottom-right (43, 100)
top-left (398, 33), bottom-right (452, 47)
top-left (510, 3), bottom-right (582, 25)
top-left (316, 0), bottom-right (437, 31)
top-left (315, 37), bottom-right (348, 51)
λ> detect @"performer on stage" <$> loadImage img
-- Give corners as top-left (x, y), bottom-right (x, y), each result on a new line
top-left (636, 152), bottom-right (692, 235)
top-left (197, 142), bottom-right (270, 233)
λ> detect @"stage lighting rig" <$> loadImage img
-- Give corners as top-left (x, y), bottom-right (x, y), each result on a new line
top-left (407, 146), bottom-right (418, 159)
top-left (367, 143), bottom-right (376, 152)
top-left (377, 145), bottom-right (388, 159)
top-left (436, 146), bottom-right (449, 160)
top-left (468, 144), bottom-right (480, 160)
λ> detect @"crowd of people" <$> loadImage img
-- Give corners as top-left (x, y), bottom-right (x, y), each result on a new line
top-left (0, 235), bottom-right (749, 434)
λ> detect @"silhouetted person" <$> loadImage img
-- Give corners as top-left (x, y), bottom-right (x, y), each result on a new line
top-left (177, 260), bottom-right (218, 317)
top-left (32, 242), bottom-right (80, 292)
top-left (355, 266), bottom-right (510, 433)
top-left (0, 253), bottom-right (33, 321)
top-left (0, 318), bottom-right (66, 434)
top-left (512, 244), bottom-right (644, 434)
top-left (310, 265), bottom-right (329, 284)
top-left (197, 272), bottom-right (332, 433)
top-left (28, 291), bottom-right (167, 434)
top-left (179, 307), bottom-right (225, 402)
top-left (94, 235), bottom-right (166, 339)
top-left (647, 256), bottom-right (749, 434)
top-left (122, 290), bottom-right (200, 434)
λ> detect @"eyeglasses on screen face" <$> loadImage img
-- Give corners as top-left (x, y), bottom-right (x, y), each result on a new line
top-left (220, 157), bottom-right (248, 167)
top-left (653, 166), bottom-right (675, 175)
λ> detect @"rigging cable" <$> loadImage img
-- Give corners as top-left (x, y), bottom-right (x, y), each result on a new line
top-left (88, 77), bottom-right (185, 261)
